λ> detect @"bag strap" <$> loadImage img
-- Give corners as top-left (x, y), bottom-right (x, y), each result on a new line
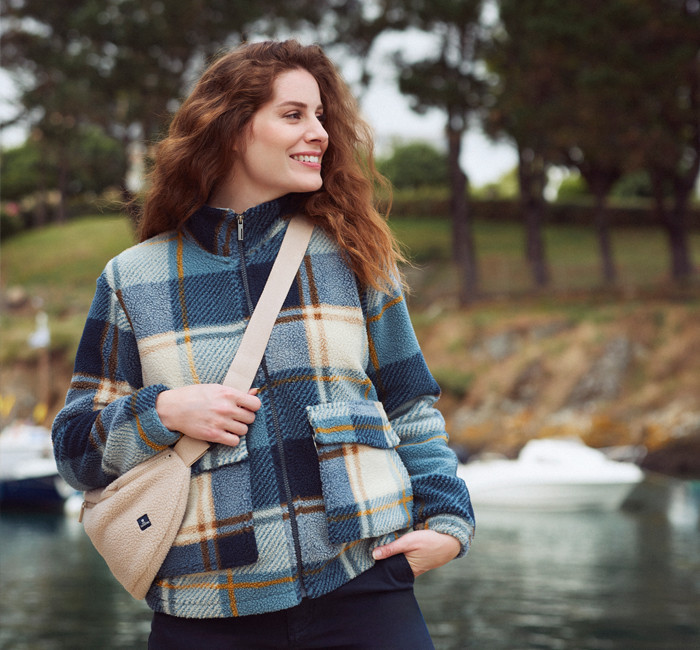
top-left (173, 214), bottom-right (314, 466)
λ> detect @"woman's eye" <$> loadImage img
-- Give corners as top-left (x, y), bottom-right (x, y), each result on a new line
top-left (316, 113), bottom-right (326, 124)
top-left (285, 112), bottom-right (302, 120)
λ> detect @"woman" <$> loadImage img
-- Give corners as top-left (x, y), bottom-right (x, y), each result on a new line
top-left (53, 40), bottom-right (474, 649)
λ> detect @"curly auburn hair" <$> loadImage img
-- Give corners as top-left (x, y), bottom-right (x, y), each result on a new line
top-left (139, 39), bottom-right (404, 291)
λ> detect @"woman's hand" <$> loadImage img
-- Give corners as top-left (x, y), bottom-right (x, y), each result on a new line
top-left (372, 530), bottom-right (461, 577)
top-left (156, 384), bottom-right (261, 447)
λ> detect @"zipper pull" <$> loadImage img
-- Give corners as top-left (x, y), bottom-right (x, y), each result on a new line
top-left (237, 214), bottom-right (244, 241)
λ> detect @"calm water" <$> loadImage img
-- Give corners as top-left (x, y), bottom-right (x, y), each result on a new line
top-left (1, 482), bottom-right (698, 650)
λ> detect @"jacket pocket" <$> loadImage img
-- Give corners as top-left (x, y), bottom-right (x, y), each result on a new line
top-left (158, 439), bottom-right (258, 577)
top-left (306, 400), bottom-right (413, 544)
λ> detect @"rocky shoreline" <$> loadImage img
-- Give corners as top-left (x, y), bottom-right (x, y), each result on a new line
top-left (415, 299), bottom-right (700, 479)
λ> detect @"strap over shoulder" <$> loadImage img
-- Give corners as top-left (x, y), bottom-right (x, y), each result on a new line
top-left (174, 214), bottom-right (314, 467)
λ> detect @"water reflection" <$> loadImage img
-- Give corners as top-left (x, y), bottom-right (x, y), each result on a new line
top-left (0, 514), bottom-right (151, 649)
top-left (416, 481), bottom-right (700, 649)
top-left (0, 483), bottom-right (698, 649)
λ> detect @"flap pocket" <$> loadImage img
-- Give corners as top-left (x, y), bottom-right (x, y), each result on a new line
top-left (306, 401), bottom-right (399, 449)
top-left (306, 400), bottom-right (412, 544)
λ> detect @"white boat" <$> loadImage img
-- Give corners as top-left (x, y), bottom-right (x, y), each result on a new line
top-left (457, 438), bottom-right (645, 512)
top-left (0, 422), bottom-right (72, 510)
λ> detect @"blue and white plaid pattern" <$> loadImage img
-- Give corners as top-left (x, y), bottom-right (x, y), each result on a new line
top-left (53, 197), bottom-right (474, 618)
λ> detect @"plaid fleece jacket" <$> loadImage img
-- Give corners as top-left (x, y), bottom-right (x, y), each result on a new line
top-left (53, 196), bottom-right (474, 619)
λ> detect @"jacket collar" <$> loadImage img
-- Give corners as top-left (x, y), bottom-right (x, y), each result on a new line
top-left (183, 194), bottom-right (303, 257)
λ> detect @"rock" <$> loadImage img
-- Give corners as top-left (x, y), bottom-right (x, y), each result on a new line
top-left (641, 431), bottom-right (700, 478)
top-left (565, 337), bottom-right (634, 409)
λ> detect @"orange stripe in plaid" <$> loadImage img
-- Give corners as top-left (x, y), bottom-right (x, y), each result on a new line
top-left (176, 233), bottom-right (200, 383)
top-left (397, 434), bottom-right (449, 448)
top-left (326, 492), bottom-right (414, 524)
top-left (270, 374), bottom-right (373, 391)
top-left (155, 571), bottom-right (296, 597)
top-left (366, 330), bottom-right (383, 394)
top-left (366, 295), bottom-right (403, 397)
top-left (130, 393), bottom-right (169, 452)
top-left (226, 570), bottom-right (238, 616)
top-left (313, 423), bottom-right (390, 435)
top-left (367, 295), bottom-right (403, 323)
top-left (387, 445), bottom-right (413, 523)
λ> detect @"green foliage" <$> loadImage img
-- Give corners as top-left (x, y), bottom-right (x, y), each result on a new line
top-left (611, 171), bottom-right (654, 200)
top-left (1, 126), bottom-right (126, 202)
top-left (70, 126), bottom-right (126, 195)
top-left (472, 167), bottom-right (519, 199)
top-left (556, 173), bottom-right (589, 202)
top-left (377, 141), bottom-right (449, 189)
top-left (1, 140), bottom-right (46, 201)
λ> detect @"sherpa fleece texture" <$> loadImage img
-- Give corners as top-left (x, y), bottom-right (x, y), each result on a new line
top-left (52, 195), bottom-right (475, 619)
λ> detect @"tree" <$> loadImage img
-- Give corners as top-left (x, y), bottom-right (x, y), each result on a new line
top-left (542, 0), bottom-right (699, 286)
top-left (394, 0), bottom-right (486, 305)
top-left (487, 0), bottom-right (700, 288)
top-left (1, 127), bottom-right (125, 201)
top-left (377, 141), bottom-right (449, 189)
top-left (628, 0), bottom-right (700, 281)
top-left (484, 0), bottom-right (559, 289)
top-left (1, 0), bottom-right (322, 220)
top-left (515, 1), bottom-right (635, 286)
top-left (1, 140), bottom-right (46, 202)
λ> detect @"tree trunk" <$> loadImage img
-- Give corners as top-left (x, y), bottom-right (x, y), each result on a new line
top-left (651, 170), bottom-right (695, 282)
top-left (447, 125), bottom-right (479, 304)
top-left (517, 148), bottom-right (549, 288)
top-left (56, 149), bottom-right (69, 224)
top-left (592, 185), bottom-right (617, 285)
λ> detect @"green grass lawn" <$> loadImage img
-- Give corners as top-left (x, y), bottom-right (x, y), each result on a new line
top-left (392, 217), bottom-right (700, 297)
top-left (2, 213), bottom-right (700, 364)
top-left (1, 215), bottom-right (136, 362)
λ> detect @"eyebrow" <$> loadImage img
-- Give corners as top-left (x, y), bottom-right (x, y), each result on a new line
top-left (276, 100), bottom-right (324, 111)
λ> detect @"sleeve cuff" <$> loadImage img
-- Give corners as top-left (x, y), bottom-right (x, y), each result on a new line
top-left (417, 514), bottom-right (475, 558)
top-left (135, 384), bottom-right (182, 448)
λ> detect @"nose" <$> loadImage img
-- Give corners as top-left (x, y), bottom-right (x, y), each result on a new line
top-left (306, 118), bottom-right (328, 145)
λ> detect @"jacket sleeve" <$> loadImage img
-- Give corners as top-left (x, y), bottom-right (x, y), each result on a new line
top-left (52, 268), bottom-right (179, 491)
top-left (364, 283), bottom-right (475, 555)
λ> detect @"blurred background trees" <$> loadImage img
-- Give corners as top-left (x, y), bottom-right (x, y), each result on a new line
top-left (1, 0), bottom-right (699, 302)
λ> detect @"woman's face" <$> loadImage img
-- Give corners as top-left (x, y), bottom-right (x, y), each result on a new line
top-left (228, 68), bottom-right (329, 212)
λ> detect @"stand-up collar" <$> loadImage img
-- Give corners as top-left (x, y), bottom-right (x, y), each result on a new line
top-left (183, 194), bottom-right (303, 257)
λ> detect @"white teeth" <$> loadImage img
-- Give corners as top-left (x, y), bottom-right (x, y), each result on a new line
top-left (292, 155), bottom-right (320, 163)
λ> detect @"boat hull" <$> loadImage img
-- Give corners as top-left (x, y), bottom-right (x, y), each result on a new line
top-left (457, 439), bottom-right (646, 512)
top-left (0, 475), bottom-right (68, 511)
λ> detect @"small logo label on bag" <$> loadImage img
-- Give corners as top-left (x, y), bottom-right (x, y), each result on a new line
top-left (137, 514), bottom-right (152, 531)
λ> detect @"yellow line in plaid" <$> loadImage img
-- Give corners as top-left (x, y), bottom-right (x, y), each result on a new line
top-left (397, 434), bottom-right (449, 448)
top-left (367, 295), bottom-right (404, 323)
top-left (155, 572), bottom-right (295, 592)
top-left (327, 493), bottom-right (413, 523)
top-left (314, 423), bottom-right (390, 434)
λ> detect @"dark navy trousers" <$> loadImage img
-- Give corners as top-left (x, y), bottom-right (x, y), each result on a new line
top-left (148, 554), bottom-right (435, 649)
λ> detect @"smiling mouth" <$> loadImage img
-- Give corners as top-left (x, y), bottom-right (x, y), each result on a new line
top-left (291, 154), bottom-right (321, 164)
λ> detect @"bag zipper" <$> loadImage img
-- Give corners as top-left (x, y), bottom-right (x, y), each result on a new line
top-left (237, 214), bottom-right (307, 596)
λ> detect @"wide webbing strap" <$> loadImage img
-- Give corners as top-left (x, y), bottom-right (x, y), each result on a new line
top-left (173, 215), bottom-right (314, 467)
